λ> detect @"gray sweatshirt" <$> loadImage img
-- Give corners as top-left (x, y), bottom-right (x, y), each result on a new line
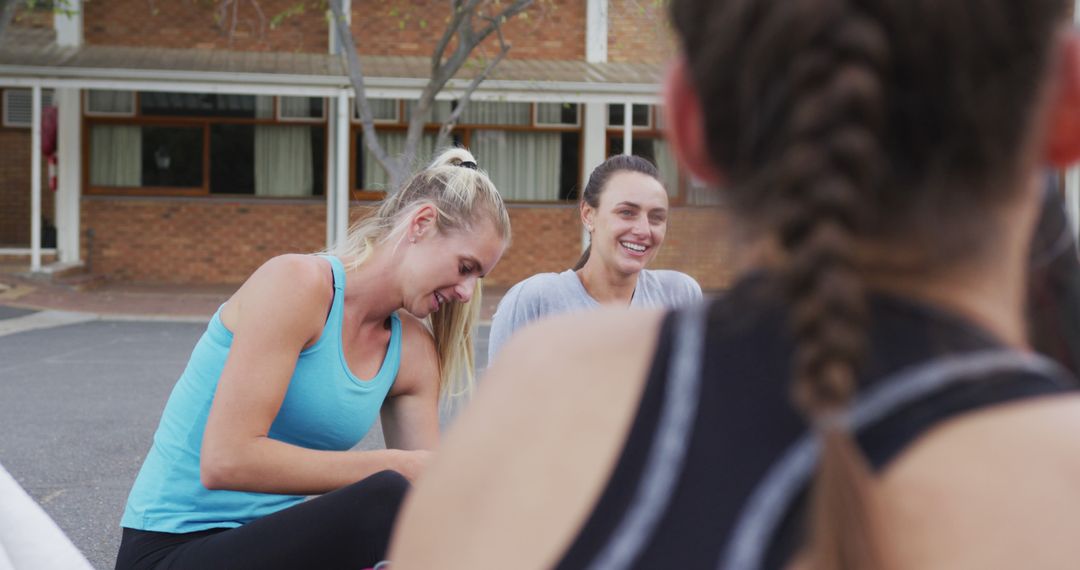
top-left (487, 269), bottom-right (703, 366)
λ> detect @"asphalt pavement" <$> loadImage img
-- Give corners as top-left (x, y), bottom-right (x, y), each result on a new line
top-left (0, 315), bottom-right (491, 570)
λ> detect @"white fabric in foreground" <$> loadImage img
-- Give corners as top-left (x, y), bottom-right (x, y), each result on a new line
top-left (0, 463), bottom-right (92, 570)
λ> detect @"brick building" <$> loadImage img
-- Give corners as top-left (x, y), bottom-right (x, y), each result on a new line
top-left (0, 0), bottom-right (733, 289)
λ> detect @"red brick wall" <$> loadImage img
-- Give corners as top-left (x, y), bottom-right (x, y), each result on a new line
top-left (0, 122), bottom-right (55, 247)
top-left (652, 206), bottom-right (734, 291)
top-left (486, 205), bottom-right (582, 286)
top-left (352, 0), bottom-right (585, 60)
top-left (84, 0), bottom-right (329, 52)
top-left (77, 198), bottom-right (733, 289)
top-left (607, 0), bottom-right (676, 64)
top-left (81, 197), bottom-right (328, 284)
top-left (10, 3), bottom-right (53, 30)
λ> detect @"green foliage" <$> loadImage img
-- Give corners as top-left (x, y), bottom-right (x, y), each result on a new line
top-left (12, 0), bottom-right (79, 22)
top-left (270, 1), bottom-right (313, 30)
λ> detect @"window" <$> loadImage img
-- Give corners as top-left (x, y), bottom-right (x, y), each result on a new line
top-left (3, 89), bottom-right (55, 128)
top-left (405, 100), bottom-right (453, 124)
top-left (85, 90), bottom-right (135, 116)
top-left (278, 96), bottom-right (325, 122)
top-left (458, 101), bottom-right (531, 126)
top-left (353, 99), bottom-right (401, 124)
top-left (140, 92), bottom-right (273, 119)
top-left (86, 91), bottom-right (326, 197)
top-left (354, 100), bottom-right (582, 202)
top-left (535, 103), bottom-right (580, 127)
top-left (607, 104), bottom-right (652, 129)
top-left (142, 126), bottom-right (204, 187)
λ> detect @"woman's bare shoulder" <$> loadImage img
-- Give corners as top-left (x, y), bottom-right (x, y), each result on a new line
top-left (390, 308), bottom-right (669, 570)
top-left (881, 394), bottom-right (1080, 568)
top-left (221, 254), bottom-right (333, 334)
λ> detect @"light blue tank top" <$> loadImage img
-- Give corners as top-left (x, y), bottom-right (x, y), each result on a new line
top-left (121, 255), bottom-right (402, 533)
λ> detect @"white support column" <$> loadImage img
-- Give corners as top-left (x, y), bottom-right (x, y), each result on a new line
top-left (326, 93), bottom-right (338, 249)
top-left (55, 88), bottom-right (82, 263)
top-left (335, 91), bottom-right (350, 247)
top-left (622, 102), bottom-right (632, 155)
top-left (30, 85), bottom-right (42, 271)
top-left (584, 0), bottom-right (609, 253)
top-left (586, 0), bottom-right (608, 64)
top-left (581, 102), bottom-right (607, 251)
top-left (55, 0), bottom-right (83, 47)
top-left (581, 103), bottom-right (607, 189)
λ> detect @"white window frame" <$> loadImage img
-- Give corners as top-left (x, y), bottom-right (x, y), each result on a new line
top-left (277, 96), bottom-right (327, 123)
top-left (83, 90), bottom-right (137, 117)
top-left (605, 103), bottom-right (653, 130)
top-left (352, 98), bottom-right (402, 125)
top-left (533, 102), bottom-right (582, 128)
top-left (3, 89), bottom-right (54, 128)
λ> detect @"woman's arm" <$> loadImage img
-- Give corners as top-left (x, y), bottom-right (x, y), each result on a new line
top-left (200, 255), bottom-right (418, 495)
top-left (390, 309), bottom-right (665, 569)
top-left (380, 314), bottom-right (441, 452)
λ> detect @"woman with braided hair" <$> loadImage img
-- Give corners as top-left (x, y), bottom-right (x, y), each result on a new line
top-left (115, 148), bottom-right (509, 569)
top-left (389, 1), bottom-right (1080, 568)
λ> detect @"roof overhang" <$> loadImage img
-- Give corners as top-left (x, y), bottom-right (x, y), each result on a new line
top-left (0, 29), bottom-right (663, 104)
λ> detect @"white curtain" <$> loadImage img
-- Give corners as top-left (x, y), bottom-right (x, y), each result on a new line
top-left (89, 125), bottom-right (141, 186)
top-left (459, 101), bottom-right (531, 125)
top-left (254, 125), bottom-right (313, 197)
top-left (652, 139), bottom-right (680, 198)
top-left (471, 130), bottom-right (561, 201)
top-left (255, 96), bottom-right (274, 119)
top-left (362, 130), bottom-right (437, 191)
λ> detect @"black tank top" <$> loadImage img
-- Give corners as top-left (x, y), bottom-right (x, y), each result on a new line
top-left (556, 274), bottom-right (1075, 570)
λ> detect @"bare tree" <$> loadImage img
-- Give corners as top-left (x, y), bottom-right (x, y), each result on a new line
top-left (329, 0), bottom-right (535, 191)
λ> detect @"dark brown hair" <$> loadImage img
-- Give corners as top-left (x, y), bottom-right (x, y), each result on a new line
top-left (670, 0), bottom-right (1069, 567)
top-left (573, 154), bottom-right (662, 270)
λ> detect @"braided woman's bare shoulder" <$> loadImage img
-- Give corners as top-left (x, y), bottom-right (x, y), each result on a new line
top-left (391, 307), bottom-right (667, 570)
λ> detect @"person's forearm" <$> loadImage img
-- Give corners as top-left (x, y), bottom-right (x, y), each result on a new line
top-left (201, 438), bottom-right (418, 494)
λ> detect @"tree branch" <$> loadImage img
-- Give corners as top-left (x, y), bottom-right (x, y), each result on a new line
top-left (434, 22), bottom-right (510, 149)
top-left (471, 0), bottom-right (533, 50)
top-left (430, 0), bottom-right (473, 71)
top-left (329, 0), bottom-right (399, 187)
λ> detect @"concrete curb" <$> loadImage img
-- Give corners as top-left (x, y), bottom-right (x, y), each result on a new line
top-left (0, 310), bottom-right (211, 338)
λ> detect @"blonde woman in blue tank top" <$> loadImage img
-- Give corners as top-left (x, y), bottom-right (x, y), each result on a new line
top-left (116, 148), bottom-right (510, 570)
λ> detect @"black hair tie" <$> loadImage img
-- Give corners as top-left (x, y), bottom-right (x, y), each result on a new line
top-left (459, 160), bottom-right (478, 170)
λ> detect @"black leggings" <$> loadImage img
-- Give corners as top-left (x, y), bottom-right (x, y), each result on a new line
top-left (115, 470), bottom-right (409, 570)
